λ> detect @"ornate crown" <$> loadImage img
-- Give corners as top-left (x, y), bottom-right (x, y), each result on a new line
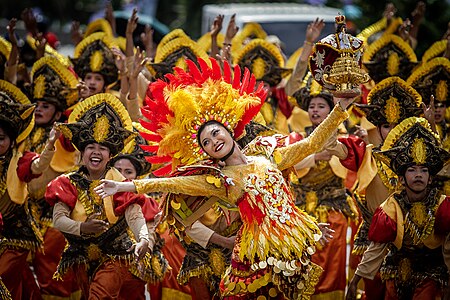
top-left (56, 93), bottom-right (135, 156)
top-left (140, 57), bottom-right (267, 175)
top-left (357, 76), bottom-right (422, 126)
top-left (30, 57), bottom-right (79, 111)
top-left (407, 57), bottom-right (450, 106)
top-left (376, 117), bottom-right (450, 175)
top-left (0, 80), bottom-right (35, 143)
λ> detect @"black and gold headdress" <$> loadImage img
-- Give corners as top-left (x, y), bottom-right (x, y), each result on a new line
top-left (231, 22), bottom-right (267, 53)
top-left (30, 56), bottom-right (79, 111)
top-left (84, 18), bottom-right (114, 38)
top-left (357, 76), bottom-right (422, 126)
top-left (294, 73), bottom-right (334, 111)
top-left (421, 40), bottom-right (447, 64)
top-left (0, 37), bottom-right (11, 80)
top-left (56, 93), bottom-right (135, 156)
top-left (148, 36), bottom-right (209, 79)
top-left (407, 57), bottom-right (450, 106)
top-left (25, 35), bottom-right (71, 67)
top-left (71, 32), bottom-right (118, 86)
top-left (362, 34), bottom-right (418, 83)
top-left (356, 16), bottom-right (403, 46)
top-left (0, 80), bottom-right (35, 143)
top-left (233, 38), bottom-right (291, 87)
top-left (376, 117), bottom-right (450, 176)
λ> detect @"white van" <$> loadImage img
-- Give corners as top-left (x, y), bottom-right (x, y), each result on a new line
top-left (202, 3), bottom-right (340, 56)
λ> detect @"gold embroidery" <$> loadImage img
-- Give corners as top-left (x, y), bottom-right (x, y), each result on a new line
top-left (411, 138), bottom-right (426, 165)
top-left (87, 244), bottom-right (102, 261)
top-left (93, 115), bottom-right (110, 143)
top-left (436, 80), bottom-right (448, 102)
top-left (33, 75), bottom-right (46, 99)
top-left (385, 96), bottom-right (400, 124)
top-left (90, 50), bottom-right (103, 72)
top-left (410, 202), bottom-right (427, 227)
top-left (209, 248), bottom-right (226, 276)
top-left (398, 258), bottom-right (412, 282)
top-left (387, 52), bottom-right (400, 76)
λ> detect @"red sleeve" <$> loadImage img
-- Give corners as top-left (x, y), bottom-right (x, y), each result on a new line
top-left (368, 206), bottom-right (397, 243)
top-left (338, 135), bottom-right (366, 172)
top-left (113, 192), bottom-right (146, 216)
top-left (45, 175), bottom-right (78, 209)
top-left (59, 135), bottom-right (76, 152)
top-left (17, 151), bottom-right (41, 182)
top-left (141, 197), bottom-right (161, 222)
top-left (434, 196), bottom-right (450, 234)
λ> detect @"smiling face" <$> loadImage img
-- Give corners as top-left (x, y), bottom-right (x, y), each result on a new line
top-left (34, 100), bottom-right (61, 126)
top-left (84, 72), bottom-right (105, 96)
top-left (113, 158), bottom-right (138, 180)
top-left (434, 104), bottom-right (446, 123)
top-left (308, 97), bottom-right (332, 126)
top-left (0, 127), bottom-right (12, 156)
top-left (400, 165), bottom-right (430, 194)
top-left (199, 122), bottom-right (234, 160)
top-left (81, 143), bottom-right (111, 175)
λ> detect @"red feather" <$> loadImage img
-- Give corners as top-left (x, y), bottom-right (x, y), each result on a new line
top-left (210, 57), bottom-right (222, 80)
top-left (223, 60), bottom-right (232, 83)
top-left (197, 58), bottom-right (211, 81)
top-left (186, 60), bottom-right (203, 85)
top-left (247, 74), bottom-right (256, 94)
top-left (152, 164), bottom-right (173, 177)
top-left (140, 145), bottom-right (159, 153)
top-left (232, 65), bottom-right (241, 89)
top-left (240, 67), bottom-right (250, 95)
top-left (140, 131), bottom-right (163, 142)
top-left (146, 155), bottom-right (172, 164)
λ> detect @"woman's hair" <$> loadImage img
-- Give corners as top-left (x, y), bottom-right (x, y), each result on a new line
top-left (0, 120), bottom-right (18, 143)
top-left (110, 155), bottom-right (142, 176)
top-left (197, 120), bottom-right (233, 150)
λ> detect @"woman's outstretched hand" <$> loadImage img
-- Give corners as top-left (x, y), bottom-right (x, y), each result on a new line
top-left (94, 180), bottom-right (135, 198)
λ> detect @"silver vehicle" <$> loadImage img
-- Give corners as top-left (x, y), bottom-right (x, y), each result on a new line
top-left (202, 3), bottom-right (339, 56)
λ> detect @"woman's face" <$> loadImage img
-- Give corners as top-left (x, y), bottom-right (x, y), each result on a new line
top-left (308, 97), bottom-right (331, 126)
top-left (84, 72), bottom-right (105, 96)
top-left (199, 123), bottom-right (234, 160)
top-left (0, 127), bottom-right (12, 156)
top-left (34, 100), bottom-right (61, 126)
top-left (82, 143), bottom-right (111, 174)
top-left (113, 158), bottom-right (137, 180)
top-left (379, 123), bottom-right (396, 140)
top-left (435, 105), bottom-right (446, 123)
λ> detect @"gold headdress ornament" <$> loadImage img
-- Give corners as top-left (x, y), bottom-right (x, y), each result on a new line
top-left (158, 29), bottom-right (190, 49)
top-left (140, 57), bottom-right (268, 176)
top-left (148, 36), bottom-right (210, 79)
top-left (30, 57), bottom-right (79, 111)
top-left (72, 32), bottom-right (118, 86)
top-left (407, 57), bottom-right (450, 106)
top-left (309, 13), bottom-right (369, 97)
top-left (56, 93), bottom-right (135, 156)
top-left (84, 18), bottom-right (114, 38)
top-left (25, 35), bottom-right (71, 67)
top-left (362, 34), bottom-right (418, 83)
top-left (375, 117), bottom-right (450, 176)
top-left (357, 76), bottom-right (422, 126)
top-left (231, 22), bottom-right (267, 53)
top-left (0, 80), bottom-right (35, 143)
top-left (356, 16), bottom-right (403, 45)
top-left (421, 40), bottom-right (447, 64)
top-left (0, 37), bottom-right (11, 80)
top-left (233, 38), bottom-right (291, 87)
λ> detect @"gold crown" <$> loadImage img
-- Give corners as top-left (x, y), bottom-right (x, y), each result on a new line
top-left (335, 14), bottom-right (346, 25)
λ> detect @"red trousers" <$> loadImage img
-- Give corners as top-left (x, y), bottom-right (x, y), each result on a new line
top-left (0, 248), bottom-right (42, 300)
top-left (32, 227), bottom-right (79, 298)
top-left (74, 260), bottom-right (146, 300)
top-left (385, 279), bottom-right (440, 300)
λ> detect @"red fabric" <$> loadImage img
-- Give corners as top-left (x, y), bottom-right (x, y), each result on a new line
top-left (272, 87), bottom-right (293, 118)
top-left (311, 211), bottom-right (348, 295)
top-left (44, 32), bottom-right (60, 49)
top-left (113, 192), bottom-right (146, 216)
top-left (89, 260), bottom-right (145, 300)
top-left (140, 197), bottom-right (161, 222)
top-left (434, 196), bottom-right (450, 235)
top-left (339, 135), bottom-right (366, 172)
top-left (360, 84), bottom-right (370, 105)
top-left (45, 175), bottom-right (78, 208)
top-left (58, 135), bottom-right (76, 152)
top-left (32, 227), bottom-right (79, 297)
top-left (362, 274), bottom-right (386, 300)
top-left (0, 249), bottom-right (42, 300)
top-left (368, 207), bottom-right (397, 243)
top-left (287, 132), bottom-right (303, 144)
top-left (17, 151), bottom-right (41, 182)
top-left (385, 278), bottom-right (439, 299)
top-left (238, 194), bottom-right (265, 225)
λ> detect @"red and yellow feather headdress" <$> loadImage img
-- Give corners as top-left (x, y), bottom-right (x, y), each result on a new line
top-left (140, 57), bottom-right (267, 175)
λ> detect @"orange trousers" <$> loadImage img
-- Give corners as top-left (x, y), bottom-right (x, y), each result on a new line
top-left (0, 248), bottom-right (42, 300)
top-left (32, 227), bottom-right (79, 298)
top-left (74, 260), bottom-right (145, 299)
top-left (311, 211), bottom-right (347, 297)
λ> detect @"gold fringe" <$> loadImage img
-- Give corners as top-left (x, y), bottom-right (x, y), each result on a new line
top-left (363, 34), bottom-right (417, 63)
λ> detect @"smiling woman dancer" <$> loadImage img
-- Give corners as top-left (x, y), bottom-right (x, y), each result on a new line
top-left (95, 58), bottom-right (354, 299)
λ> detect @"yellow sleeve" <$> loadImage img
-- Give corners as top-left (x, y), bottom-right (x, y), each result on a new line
top-left (276, 104), bottom-right (348, 170)
top-left (133, 175), bottom-right (228, 200)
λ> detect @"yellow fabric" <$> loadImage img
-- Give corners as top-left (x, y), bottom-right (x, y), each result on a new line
top-left (161, 287), bottom-right (192, 300)
top-left (70, 168), bottom-right (125, 224)
top-left (7, 144), bottom-right (28, 205)
top-left (380, 194), bottom-right (446, 250)
top-left (355, 144), bottom-right (378, 193)
top-left (50, 139), bottom-right (79, 173)
top-left (288, 107), bottom-right (312, 133)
